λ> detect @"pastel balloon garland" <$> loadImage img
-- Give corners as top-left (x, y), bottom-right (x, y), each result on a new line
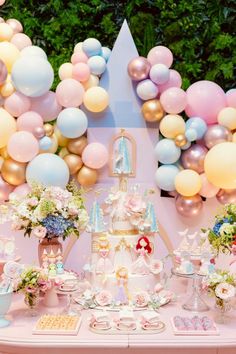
top-left (128, 46), bottom-right (236, 217)
top-left (0, 16), bottom-right (110, 201)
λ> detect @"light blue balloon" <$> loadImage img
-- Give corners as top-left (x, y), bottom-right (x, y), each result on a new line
top-left (26, 154), bottom-right (69, 188)
top-left (185, 128), bottom-right (197, 142)
top-left (11, 57), bottom-right (54, 97)
top-left (136, 79), bottom-right (158, 100)
top-left (154, 139), bottom-right (181, 164)
top-left (39, 136), bottom-right (52, 150)
top-left (155, 165), bottom-right (180, 191)
top-left (101, 47), bottom-right (111, 62)
top-left (82, 38), bottom-right (102, 57)
top-left (185, 117), bottom-right (207, 139)
top-left (20, 46), bottom-right (47, 60)
top-left (88, 56), bottom-right (106, 76)
top-left (57, 108), bottom-right (88, 138)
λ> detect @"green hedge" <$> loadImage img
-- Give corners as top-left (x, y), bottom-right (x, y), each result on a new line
top-left (1, 0), bottom-right (235, 90)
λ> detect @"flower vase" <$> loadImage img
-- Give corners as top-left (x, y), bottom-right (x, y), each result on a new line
top-left (214, 297), bottom-right (232, 324)
top-left (24, 290), bottom-right (40, 316)
top-left (38, 237), bottom-right (63, 266)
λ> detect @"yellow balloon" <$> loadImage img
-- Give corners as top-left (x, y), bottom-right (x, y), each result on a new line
top-left (204, 142), bottom-right (236, 189)
top-left (0, 156), bottom-right (4, 171)
top-left (58, 62), bottom-right (73, 81)
top-left (1, 81), bottom-right (15, 97)
top-left (217, 107), bottom-right (236, 130)
top-left (160, 114), bottom-right (186, 139)
top-left (54, 126), bottom-right (69, 147)
top-left (59, 147), bottom-right (69, 158)
top-left (0, 23), bottom-right (14, 41)
top-left (83, 74), bottom-right (99, 91)
top-left (0, 108), bottom-right (16, 148)
top-left (0, 146), bottom-right (9, 159)
top-left (175, 169), bottom-right (202, 197)
top-left (83, 87), bottom-right (109, 113)
top-left (0, 41), bottom-right (20, 72)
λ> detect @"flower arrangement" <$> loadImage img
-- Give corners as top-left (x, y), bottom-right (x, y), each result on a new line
top-left (10, 181), bottom-right (88, 240)
top-left (204, 204), bottom-right (236, 254)
top-left (202, 269), bottom-right (236, 310)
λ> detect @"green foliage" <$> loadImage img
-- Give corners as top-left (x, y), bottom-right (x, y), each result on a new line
top-left (0, 0), bottom-right (235, 90)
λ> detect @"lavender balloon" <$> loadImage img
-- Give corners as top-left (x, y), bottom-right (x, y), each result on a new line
top-left (175, 194), bottom-right (203, 217)
top-left (127, 57), bottom-right (151, 81)
top-left (204, 124), bottom-right (232, 149)
top-left (216, 189), bottom-right (236, 205)
top-left (0, 59), bottom-right (7, 85)
top-left (181, 144), bottom-right (208, 173)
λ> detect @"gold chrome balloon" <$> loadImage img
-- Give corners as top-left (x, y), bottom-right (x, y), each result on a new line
top-left (64, 154), bottom-right (83, 175)
top-left (175, 134), bottom-right (187, 147)
top-left (43, 123), bottom-right (54, 137)
top-left (141, 99), bottom-right (165, 122)
top-left (1, 158), bottom-right (26, 186)
top-left (76, 166), bottom-right (97, 187)
top-left (67, 136), bottom-right (88, 155)
top-left (54, 126), bottom-right (69, 147)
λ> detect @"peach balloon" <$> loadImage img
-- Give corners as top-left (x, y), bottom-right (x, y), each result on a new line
top-left (4, 91), bottom-right (31, 117)
top-left (147, 46), bottom-right (173, 68)
top-left (199, 173), bottom-right (219, 198)
top-left (64, 154), bottom-right (83, 174)
top-left (1, 158), bottom-right (26, 186)
top-left (175, 169), bottom-right (202, 197)
top-left (56, 78), bottom-right (85, 107)
top-left (73, 42), bottom-right (83, 53)
top-left (7, 131), bottom-right (39, 162)
top-left (159, 114), bottom-right (185, 139)
top-left (1, 81), bottom-right (15, 97)
top-left (0, 108), bottom-right (17, 148)
top-left (17, 111), bottom-right (43, 133)
top-left (160, 87), bottom-right (187, 114)
top-left (30, 91), bottom-right (62, 122)
top-left (71, 51), bottom-right (88, 64)
top-left (0, 41), bottom-right (20, 72)
top-left (67, 136), bottom-right (88, 155)
top-left (82, 142), bottom-right (108, 169)
top-left (0, 23), bottom-right (14, 41)
top-left (158, 69), bottom-right (182, 94)
top-left (83, 86), bottom-right (109, 112)
top-left (6, 19), bottom-right (23, 33)
top-left (58, 63), bottom-right (73, 80)
top-left (77, 166), bottom-right (97, 187)
top-left (217, 107), bottom-right (236, 130)
top-left (10, 33), bottom-right (32, 50)
top-left (226, 89), bottom-right (236, 108)
top-left (72, 63), bottom-right (90, 82)
top-left (82, 74), bottom-right (99, 90)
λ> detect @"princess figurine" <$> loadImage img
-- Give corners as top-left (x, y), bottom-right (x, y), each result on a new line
top-left (131, 236), bottom-right (152, 275)
top-left (115, 267), bottom-right (129, 305)
top-left (95, 236), bottom-right (114, 274)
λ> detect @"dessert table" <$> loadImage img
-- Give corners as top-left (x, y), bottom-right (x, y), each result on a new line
top-left (0, 294), bottom-right (235, 354)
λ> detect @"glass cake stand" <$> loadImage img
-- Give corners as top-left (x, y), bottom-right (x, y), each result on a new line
top-left (171, 268), bottom-right (209, 312)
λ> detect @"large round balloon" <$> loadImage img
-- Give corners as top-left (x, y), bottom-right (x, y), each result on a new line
top-left (175, 169), bottom-right (202, 197)
top-left (154, 139), bottom-right (181, 164)
top-left (0, 108), bottom-right (17, 148)
top-left (155, 165), bottom-right (179, 191)
top-left (82, 143), bottom-right (108, 169)
top-left (26, 153), bottom-right (69, 188)
top-left (175, 194), bottom-right (203, 217)
top-left (11, 56), bottom-right (54, 97)
top-left (7, 131), bottom-right (39, 162)
top-left (57, 108), bottom-right (88, 139)
top-left (20, 45), bottom-right (47, 59)
top-left (181, 144), bottom-right (208, 173)
top-left (159, 114), bottom-right (185, 139)
top-left (185, 81), bottom-right (226, 124)
top-left (204, 142), bottom-right (236, 189)
top-left (204, 124), bottom-right (232, 149)
top-left (30, 91), bottom-right (62, 122)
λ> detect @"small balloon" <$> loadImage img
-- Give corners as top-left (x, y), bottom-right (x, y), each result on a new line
top-left (10, 33), bottom-right (32, 50)
top-left (44, 133), bottom-right (58, 154)
top-left (155, 164), bottom-right (180, 191)
top-left (160, 114), bottom-right (185, 139)
top-left (44, 123), bottom-right (54, 137)
top-left (0, 23), bottom-right (14, 41)
top-left (185, 117), bottom-right (207, 140)
top-left (0, 108), bottom-right (17, 148)
top-left (83, 87), bottom-right (109, 113)
top-left (87, 56), bottom-right (106, 76)
top-left (217, 107), bottom-right (236, 130)
top-left (7, 131), bottom-right (39, 162)
top-left (181, 144), bottom-right (208, 173)
top-left (72, 62), bottom-right (90, 82)
top-left (67, 136), bottom-right (88, 155)
top-left (6, 19), bottom-right (23, 34)
top-left (141, 99), bottom-right (165, 122)
top-left (0, 59), bottom-right (8, 85)
top-left (160, 87), bottom-right (187, 114)
top-left (39, 136), bottom-right (53, 151)
top-left (226, 89), bottom-right (236, 109)
top-left (1, 158), bottom-right (26, 186)
top-left (175, 169), bottom-right (202, 197)
top-left (63, 154), bottom-right (83, 175)
top-left (17, 111), bottom-right (43, 133)
top-left (0, 41), bottom-right (20, 72)
top-left (77, 166), bottom-right (98, 187)
top-left (136, 79), bottom-right (158, 101)
top-left (185, 128), bottom-right (197, 142)
top-left (149, 64), bottom-right (170, 85)
top-left (58, 62), bottom-right (73, 80)
top-left (175, 134), bottom-right (187, 147)
top-left (4, 91), bottom-right (31, 117)
top-left (56, 78), bottom-right (84, 108)
top-left (54, 126), bottom-right (69, 147)
top-left (57, 108), bottom-right (88, 138)
top-left (147, 46), bottom-right (173, 68)
top-left (71, 52), bottom-right (88, 65)
top-left (216, 189), bottom-right (236, 205)
top-left (204, 124), bottom-right (232, 149)
top-left (12, 183), bottom-right (31, 198)
top-left (82, 38), bottom-right (102, 57)
top-left (158, 69), bottom-right (182, 93)
top-left (199, 173), bottom-right (219, 198)
top-left (175, 194), bottom-right (203, 217)
top-left (33, 126), bottom-right (45, 139)
top-left (127, 57), bottom-right (151, 81)
top-left (0, 175), bottom-right (14, 201)
top-left (154, 139), bottom-right (181, 164)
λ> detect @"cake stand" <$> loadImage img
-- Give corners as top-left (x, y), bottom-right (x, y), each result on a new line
top-left (171, 268), bottom-right (209, 312)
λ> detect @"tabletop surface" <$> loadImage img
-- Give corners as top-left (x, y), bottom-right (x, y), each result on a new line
top-left (0, 293), bottom-right (236, 351)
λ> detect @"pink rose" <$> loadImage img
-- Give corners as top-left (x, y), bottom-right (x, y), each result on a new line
top-left (133, 291), bottom-right (150, 307)
top-left (95, 290), bottom-right (112, 306)
top-left (125, 195), bottom-right (146, 215)
top-left (32, 226), bottom-right (47, 239)
top-left (154, 283), bottom-right (164, 293)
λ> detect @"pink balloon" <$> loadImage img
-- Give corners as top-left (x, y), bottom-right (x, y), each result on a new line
top-left (216, 189), bottom-right (236, 205)
top-left (10, 33), bottom-right (32, 50)
top-left (0, 0), bottom-right (6, 6)
top-left (6, 18), bottom-right (23, 33)
top-left (175, 194), bottom-right (203, 217)
top-left (71, 52), bottom-right (88, 64)
top-left (0, 17), bottom-right (4, 23)
top-left (160, 87), bottom-right (187, 114)
top-left (30, 91), bottom-right (62, 122)
top-left (17, 111), bottom-right (43, 133)
top-left (158, 69), bottom-right (182, 94)
top-left (4, 92), bottom-right (31, 117)
top-left (147, 46), bottom-right (173, 68)
top-left (0, 59), bottom-right (7, 85)
top-left (185, 81), bottom-right (227, 124)
top-left (127, 57), bottom-right (151, 81)
top-left (7, 131), bottom-right (39, 162)
top-left (226, 89), bottom-right (236, 109)
top-left (33, 126), bottom-right (45, 139)
top-left (12, 183), bottom-right (31, 198)
top-left (56, 78), bottom-right (85, 108)
top-left (0, 175), bottom-right (14, 201)
top-left (72, 63), bottom-right (90, 82)
top-left (82, 143), bottom-right (108, 169)
top-left (199, 173), bottom-right (219, 198)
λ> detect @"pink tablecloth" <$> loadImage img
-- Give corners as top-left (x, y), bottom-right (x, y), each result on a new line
top-left (0, 294), bottom-right (235, 354)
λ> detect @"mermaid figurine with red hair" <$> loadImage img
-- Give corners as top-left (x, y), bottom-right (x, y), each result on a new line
top-left (131, 236), bottom-right (152, 275)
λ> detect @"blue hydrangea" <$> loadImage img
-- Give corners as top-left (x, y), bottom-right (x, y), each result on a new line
top-left (213, 217), bottom-right (233, 236)
top-left (42, 215), bottom-right (74, 238)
